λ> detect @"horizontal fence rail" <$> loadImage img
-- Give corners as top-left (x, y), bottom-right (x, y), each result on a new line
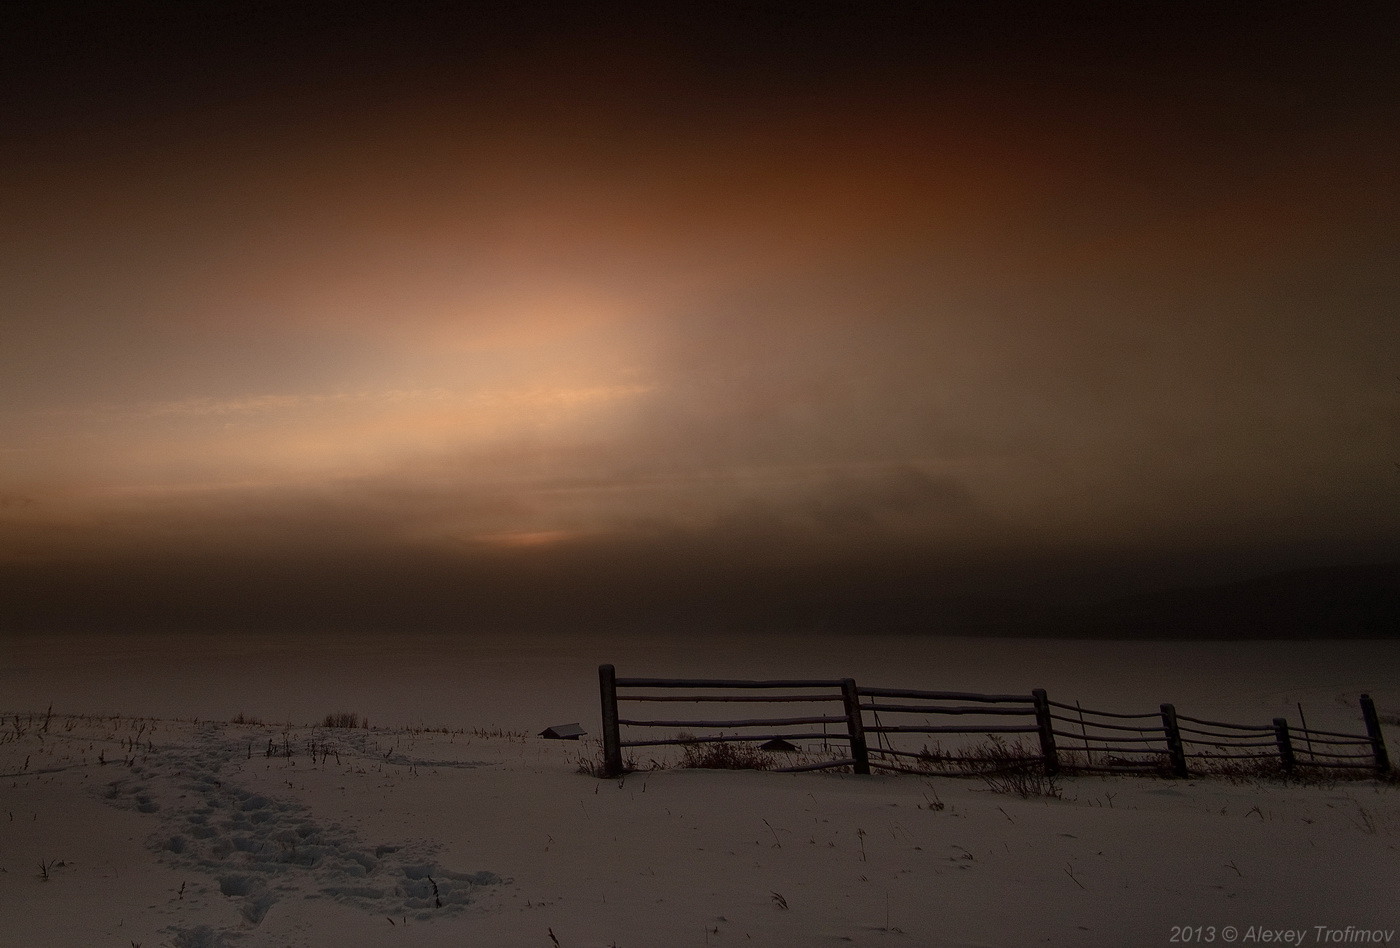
top-left (1172, 713), bottom-right (1281, 774)
top-left (599, 666), bottom-right (862, 775)
top-left (596, 666), bottom-right (1391, 781)
top-left (1042, 699), bottom-right (1174, 775)
top-left (859, 686), bottom-right (1042, 776)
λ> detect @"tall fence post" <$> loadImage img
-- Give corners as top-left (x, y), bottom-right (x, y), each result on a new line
top-left (1272, 717), bottom-right (1295, 774)
top-left (599, 664), bottom-right (623, 778)
top-left (1359, 694), bottom-right (1391, 775)
top-left (840, 678), bottom-right (870, 775)
top-left (1160, 703), bottom-right (1188, 778)
top-left (1032, 689), bottom-right (1059, 776)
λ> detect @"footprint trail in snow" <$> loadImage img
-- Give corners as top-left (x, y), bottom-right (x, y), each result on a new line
top-left (101, 722), bottom-right (503, 945)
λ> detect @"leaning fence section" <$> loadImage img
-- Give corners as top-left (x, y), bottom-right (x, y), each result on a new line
top-left (1173, 712), bottom-right (1279, 775)
top-left (858, 686), bottom-right (1042, 775)
top-left (1045, 699), bottom-right (1172, 776)
top-left (597, 665), bottom-right (1391, 781)
top-left (599, 665), bottom-right (862, 775)
top-left (1282, 700), bottom-right (1390, 774)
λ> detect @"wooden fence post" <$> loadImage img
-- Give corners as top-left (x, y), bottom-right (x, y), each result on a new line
top-left (599, 664), bottom-right (623, 778)
top-left (1032, 689), bottom-right (1059, 776)
top-left (1160, 703), bottom-right (1188, 778)
top-left (1272, 717), bottom-right (1295, 774)
top-left (840, 678), bottom-right (870, 775)
top-left (1359, 694), bottom-right (1391, 775)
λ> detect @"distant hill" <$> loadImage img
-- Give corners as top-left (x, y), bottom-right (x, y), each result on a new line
top-left (1082, 564), bottom-right (1400, 639)
top-left (799, 565), bottom-right (1400, 639)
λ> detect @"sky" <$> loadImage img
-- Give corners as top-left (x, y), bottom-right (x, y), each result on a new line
top-left (2, 2), bottom-right (1397, 633)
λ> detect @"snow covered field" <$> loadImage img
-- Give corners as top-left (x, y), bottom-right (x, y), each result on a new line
top-left (2, 631), bottom-right (1397, 947)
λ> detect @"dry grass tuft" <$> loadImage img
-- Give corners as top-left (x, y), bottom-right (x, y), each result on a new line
top-left (321, 712), bottom-right (368, 729)
top-left (897, 737), bottom-right (1062, 798)
top-left (678, 740), bottom-right (773, 771)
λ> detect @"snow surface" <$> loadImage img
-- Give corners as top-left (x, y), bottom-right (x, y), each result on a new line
top-left (1, 631), bottom-right (1397, 947)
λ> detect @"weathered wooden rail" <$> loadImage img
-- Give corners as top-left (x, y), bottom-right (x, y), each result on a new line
top-left (596, 664), bottom-right (1391, 781)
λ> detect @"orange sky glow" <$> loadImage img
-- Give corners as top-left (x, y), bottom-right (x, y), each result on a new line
top-left (2, 3), bottom-right (1396, 632)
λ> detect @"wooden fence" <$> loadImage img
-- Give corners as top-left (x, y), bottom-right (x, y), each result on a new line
top-left (597, 664), bottom-right (1391, 780)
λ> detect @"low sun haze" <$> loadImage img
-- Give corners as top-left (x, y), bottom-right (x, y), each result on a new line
top-left (2, 3), bottom-right (1397, 634)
